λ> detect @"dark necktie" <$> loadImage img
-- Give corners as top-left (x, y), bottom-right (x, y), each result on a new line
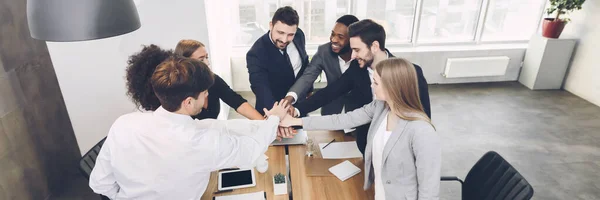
top-left (282, 48), bottom-right (293, 69)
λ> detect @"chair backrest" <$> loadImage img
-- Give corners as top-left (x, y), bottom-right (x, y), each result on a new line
top-left (462, 151), bottom-right (534, 200)
top-left (79, 137), bottom-right (107, 179)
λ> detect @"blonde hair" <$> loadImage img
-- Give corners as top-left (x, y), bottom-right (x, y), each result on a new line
top-left (375, 58), bottom-right (432, 125)
top-left (175, 39), bottom-right (205, 58)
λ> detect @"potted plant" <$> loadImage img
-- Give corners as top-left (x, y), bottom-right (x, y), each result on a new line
top-left (542, 0), bottom-right (586, 38)
top-left (273, 173), bottom-right (287, 195)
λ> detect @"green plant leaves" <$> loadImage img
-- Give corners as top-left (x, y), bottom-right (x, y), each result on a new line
top-left (546, 0), bottom-right (586, 21)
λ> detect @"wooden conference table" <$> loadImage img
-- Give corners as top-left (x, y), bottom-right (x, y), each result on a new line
top-left (201, 130), bottom-right (374, 200)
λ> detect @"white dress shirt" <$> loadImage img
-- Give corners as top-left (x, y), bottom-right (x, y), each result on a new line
top-left (339, 56), bottom-right (354, 133)
top-left (372, 112), bottom-right (391, 200)
top-left (367, 67), bottom-right (375, 100)
top-left (269, 33), bottom-right (302, 77)
top-left (338, 56), bottom-right (352, 74)
top-left (368, 51), bottom-right (389, 100)
top-left (89, 107), bottom-right (279, 200)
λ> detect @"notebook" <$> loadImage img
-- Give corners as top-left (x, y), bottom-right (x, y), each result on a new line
top-left (328, 160), bottom-right (361, 181)
top-left (318, 141), bottom-right (363, 159)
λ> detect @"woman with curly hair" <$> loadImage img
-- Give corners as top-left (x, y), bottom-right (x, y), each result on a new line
top-left (125, 44), bottom-right (171, 112)
top-left (125, 44), bottom-right (294, 141)
top-left (125, 43), bottom-right (264, 120)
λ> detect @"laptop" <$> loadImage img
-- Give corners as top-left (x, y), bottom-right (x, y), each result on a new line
top-left (271, 129), bottom-right (307, 146)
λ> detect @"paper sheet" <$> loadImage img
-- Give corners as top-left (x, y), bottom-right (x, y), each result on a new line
top-left (318, 141), bottom-right (363, 159)
top-left (214, 191), bottom-right (265, 200)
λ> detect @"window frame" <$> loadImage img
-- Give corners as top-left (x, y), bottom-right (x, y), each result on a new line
top-left (232, 0), bottom-right (548, 49)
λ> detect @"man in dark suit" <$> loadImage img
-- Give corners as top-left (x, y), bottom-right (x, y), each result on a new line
top-left (292, 19), bottom-right (431, 155)
top-left (246, 6), bottom-right (309, 115)
top-left (283, 15), bottom-right (359, 118)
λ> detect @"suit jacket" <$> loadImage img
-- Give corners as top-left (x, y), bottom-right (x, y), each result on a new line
top-left (295, 50), bottom-right (431, 118)
top-left (288, 42), bottom-right (351, 115)
top-left (246, 29), bottom-right (309, 114)
top-left (302, 100), bottom-right (441, 200)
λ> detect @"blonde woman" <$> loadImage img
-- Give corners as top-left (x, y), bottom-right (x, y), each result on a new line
top-left (280, 58), bottom-right (441, 200)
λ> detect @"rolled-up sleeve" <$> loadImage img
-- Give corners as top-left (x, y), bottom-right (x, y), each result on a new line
top-left (212, 116), bottom-right (279, 170)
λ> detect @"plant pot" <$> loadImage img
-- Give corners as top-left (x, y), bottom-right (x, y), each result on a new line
top-left (273, 176), bottom-right (288, 195)
top-left (542, 18), bottom-right (567, 39)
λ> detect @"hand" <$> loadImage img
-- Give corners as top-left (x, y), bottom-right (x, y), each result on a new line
top-left (283, 96), bottom-right (295, 107)
top-left (277, 126), bottom-right (296, 139)
top-left (263, 100), bottom-right (290, 120)
top-left (287, 105), bottom-right (296, 117)
top-left (279, 113), bottom-right (301, 128)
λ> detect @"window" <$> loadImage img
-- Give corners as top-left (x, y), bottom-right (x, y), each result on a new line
top-left (234, 0), bottom-right (353, 46)
top-left (481, 0), bottom-right (547, 41)
top-left (417, 0), bottom-right (483, 43)
top-left (234, 0), bottom-right (276, 46)
top-left (232, 0), bottom-right (547, 47)
top-left (364, 0), bottom-right (416, 43)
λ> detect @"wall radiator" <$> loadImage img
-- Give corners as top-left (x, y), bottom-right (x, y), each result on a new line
top-left (442, 56), bottom-right (510, 78)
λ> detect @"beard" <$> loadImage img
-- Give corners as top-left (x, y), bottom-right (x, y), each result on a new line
top-left (363, 50), bottom-right (374, 68)
top-left (270, 32), bottom-right (289, 50)
top-left (275, 39), bottom-right (289, 50)
top-left (337, 43), bottom-right (351, 54)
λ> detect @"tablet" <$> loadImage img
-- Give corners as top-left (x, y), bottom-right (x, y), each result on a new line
top-left (218, 168), bottom-right (256, 191)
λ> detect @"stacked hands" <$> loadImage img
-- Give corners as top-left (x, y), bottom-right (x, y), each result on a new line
top-left (263, 100), bottom-right (301, 141)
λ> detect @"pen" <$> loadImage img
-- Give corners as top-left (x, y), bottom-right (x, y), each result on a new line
top-left (322, 139), bottom-right (335, 149)
top-left (214, 189), bottom-right (233, 194)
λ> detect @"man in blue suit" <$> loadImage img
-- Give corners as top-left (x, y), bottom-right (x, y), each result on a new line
top-left (246, 6), bottom-right (309, 115)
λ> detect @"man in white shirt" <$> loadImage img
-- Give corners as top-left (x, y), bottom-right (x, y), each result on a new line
top-left (89, 56), bottom-right (289, 200)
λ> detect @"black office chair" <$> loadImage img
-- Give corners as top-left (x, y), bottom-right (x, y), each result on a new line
top-left (441, 151), bottom-right (534, 200)
top-left (79, 137), bottom-right (110, 200)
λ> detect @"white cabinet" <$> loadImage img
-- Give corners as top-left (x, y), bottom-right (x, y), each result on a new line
top-left (519, 35), bottom-right (577, 90)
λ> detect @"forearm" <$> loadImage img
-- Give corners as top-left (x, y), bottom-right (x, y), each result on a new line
top-left (301, 113), bottom-right (370, 131)
top-left (251, 85), bottom-right (276, 109)
top-left (214, 116), bottom-right (280, 169)
top-left (244, 116), bottom-right (280, 151)
top-left (297, 101), bottom-right (378, 130)
top-left (236, 102), bottom-right (264, 120)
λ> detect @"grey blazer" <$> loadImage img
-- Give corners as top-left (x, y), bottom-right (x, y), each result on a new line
top-left (288, 43), bottom-right (348, 115)
top-left (303, 100), bottom-right (441, 200)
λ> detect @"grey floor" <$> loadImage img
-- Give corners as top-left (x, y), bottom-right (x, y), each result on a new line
top-left (52, 81), bottom-right (600, 200)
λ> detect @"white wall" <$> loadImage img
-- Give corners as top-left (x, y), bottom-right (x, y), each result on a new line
top-left (47, 0), bottom-right (211, 155)
top-left (230, 45), bottom-right (526, 91)
top-left (561, 0), bottom-right (600, 106)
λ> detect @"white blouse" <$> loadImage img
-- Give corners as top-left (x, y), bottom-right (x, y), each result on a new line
top-left (372, 112), bottom-right (392, 200)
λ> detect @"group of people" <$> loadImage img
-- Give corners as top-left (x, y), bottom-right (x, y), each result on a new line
top-left (89, 6), bottom-right (441, 200)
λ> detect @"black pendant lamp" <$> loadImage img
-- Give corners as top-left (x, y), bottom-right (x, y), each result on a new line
top-left (27, 0), bottom-right (141, 42)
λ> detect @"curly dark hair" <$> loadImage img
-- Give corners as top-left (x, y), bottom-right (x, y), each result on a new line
top-left (125, 44), bottom-right (173, 111)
